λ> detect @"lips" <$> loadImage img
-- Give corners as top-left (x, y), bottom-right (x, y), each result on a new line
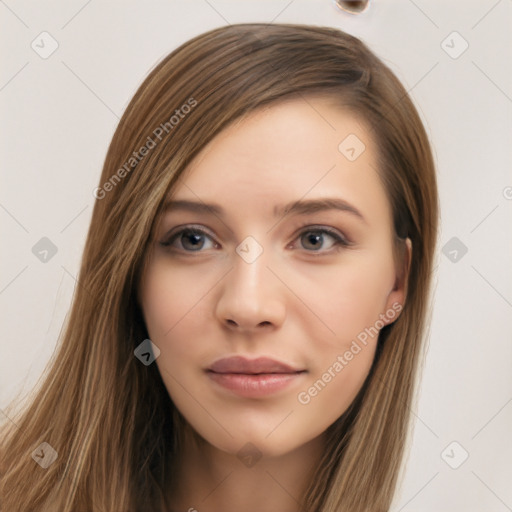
top-left (207, 356), bottom-right (304, 375)
top-left (206, 356), bottom-right (306, 398)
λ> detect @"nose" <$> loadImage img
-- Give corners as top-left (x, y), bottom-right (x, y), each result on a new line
top-left (215, 248), bottom-right (286, 332)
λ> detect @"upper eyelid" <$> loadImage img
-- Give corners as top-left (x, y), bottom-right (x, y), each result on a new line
top-left (163, 224), bottom-right (216, 239)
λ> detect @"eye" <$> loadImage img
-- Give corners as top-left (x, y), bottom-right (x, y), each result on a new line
top-left (294, 226), bottom-right (350, 252)
top-left (159, 225), bottom-right (350, 254)
top-left (159, 226), bottom-right (218, 252)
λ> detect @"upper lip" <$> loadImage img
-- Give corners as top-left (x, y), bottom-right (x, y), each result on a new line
top-left (207, 356), bottom-right (304, 374)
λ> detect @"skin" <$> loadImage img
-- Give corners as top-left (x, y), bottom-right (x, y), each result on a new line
top-left (138, 95), bottom-right (411, 512)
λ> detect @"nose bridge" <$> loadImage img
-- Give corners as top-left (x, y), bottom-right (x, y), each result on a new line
top-left (216, 238), bottom-right (285, 328)
top-left (229, 240), bottom-right (270, 302)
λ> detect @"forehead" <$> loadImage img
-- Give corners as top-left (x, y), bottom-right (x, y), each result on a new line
top-left (166, 96), bottom-right (391, 228)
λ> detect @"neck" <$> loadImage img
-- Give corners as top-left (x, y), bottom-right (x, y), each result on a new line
top-left (167, 423), bottom-right (326, 512)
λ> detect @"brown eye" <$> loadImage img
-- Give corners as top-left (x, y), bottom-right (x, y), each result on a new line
top-left (297, 227), bottom-right (350, 252)
top-left (160, 227), bottom-right (217, 252)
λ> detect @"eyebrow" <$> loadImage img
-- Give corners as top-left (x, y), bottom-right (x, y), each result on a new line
top-left (162, 197), bottom-right (366, 223)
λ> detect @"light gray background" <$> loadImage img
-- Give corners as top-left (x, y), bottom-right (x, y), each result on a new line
top-left (1, 1), bottom-right (511, 510)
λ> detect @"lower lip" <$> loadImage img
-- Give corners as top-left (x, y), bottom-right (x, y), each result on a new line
top-left (206, 371), bottom-right (305, 398)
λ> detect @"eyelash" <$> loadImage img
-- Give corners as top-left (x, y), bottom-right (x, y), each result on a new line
top-left (159, 224), bottom-right (352, 255)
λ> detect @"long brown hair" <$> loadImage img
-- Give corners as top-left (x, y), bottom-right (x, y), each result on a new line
top-left (0, 23), bottom-right (438, 511)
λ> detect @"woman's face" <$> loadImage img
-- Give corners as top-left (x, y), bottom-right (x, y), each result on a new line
top-left (139, 96), bottom-right (409, 458)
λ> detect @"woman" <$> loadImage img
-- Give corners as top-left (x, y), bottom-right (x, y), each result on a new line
top-left (0, 23), bottom-right (439, 511)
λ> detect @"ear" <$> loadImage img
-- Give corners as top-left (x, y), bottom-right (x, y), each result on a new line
top-left (383, 237), bottom-right (412, 323)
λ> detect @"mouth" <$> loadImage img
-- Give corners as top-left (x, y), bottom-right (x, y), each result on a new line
top-left (205, 356), bottom-right (307, 398)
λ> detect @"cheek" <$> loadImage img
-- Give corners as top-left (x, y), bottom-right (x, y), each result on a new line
top-left (292, 253), bottom-right (392, 406)
top-left (296, 256), bottom-right (393, 345)
top-left (296, 266), bottom-right (383, 420)
top-left (139, 264), bottom-right (211, 389)
top-left (140, 261), bottom-right (212, 340)
top-left (139, 255), bottom-right (192, 393)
